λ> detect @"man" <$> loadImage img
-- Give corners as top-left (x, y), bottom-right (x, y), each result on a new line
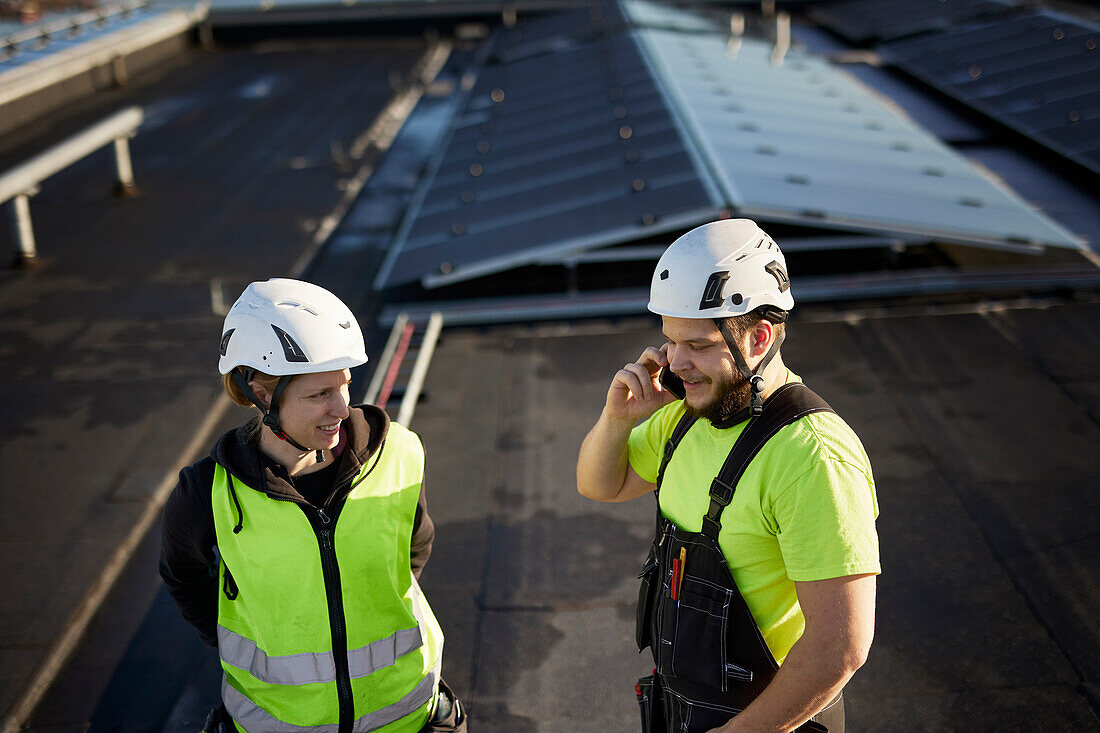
top-left (576, 219), bottom-right (879, 733)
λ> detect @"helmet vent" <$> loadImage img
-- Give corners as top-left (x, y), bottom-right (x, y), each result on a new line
top-left (660, 269), bottom-right (669, 280)
top-left (219, 329), bottom-right (235, 356)
top-left (275, 300), bottom-right (319, 316)
top-left (699, 271), bottom-right (730, 310)
top-left (271, 325), bottom-right (310, 363)
top-left (765, 261), bottom-right (791, 292)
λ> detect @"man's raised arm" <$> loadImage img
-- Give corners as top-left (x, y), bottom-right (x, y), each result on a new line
top-left (577, 344), bottom-right (675, 503)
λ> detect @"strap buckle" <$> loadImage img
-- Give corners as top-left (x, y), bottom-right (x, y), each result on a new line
top-left (709, 477), bottom-right (735, 506)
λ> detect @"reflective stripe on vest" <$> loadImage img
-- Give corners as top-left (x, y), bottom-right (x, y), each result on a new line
top-left (223, 667), bottom-right (438, 733)
top-left (211, 421), bottom-right (444, 731)
top-left (218, 616), bottom-right (424, 685)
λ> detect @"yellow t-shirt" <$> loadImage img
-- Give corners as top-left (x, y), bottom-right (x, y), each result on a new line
top-left (627, 372), bottom-right (880, 664)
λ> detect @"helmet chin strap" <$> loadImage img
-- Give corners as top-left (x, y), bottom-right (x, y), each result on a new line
top-left (232, 369), bottom-right (324, 462)
top-left (714, 319), bottom-right (786, 420)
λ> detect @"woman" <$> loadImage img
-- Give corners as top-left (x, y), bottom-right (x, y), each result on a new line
top-left (160, 278), bottom-right (464, 732)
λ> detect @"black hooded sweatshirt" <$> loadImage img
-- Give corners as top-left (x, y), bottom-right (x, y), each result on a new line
top-left (159, 404), bottom-right (435, 646)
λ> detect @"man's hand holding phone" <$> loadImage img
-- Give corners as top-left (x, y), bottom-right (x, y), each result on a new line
top-left (605, 344), bottom-right (680, 424)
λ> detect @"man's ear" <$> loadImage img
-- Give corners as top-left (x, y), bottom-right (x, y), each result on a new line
top-left (249, 381), bottom-right (272, 409)
top-left (747, 320), bottom-right (774, 358)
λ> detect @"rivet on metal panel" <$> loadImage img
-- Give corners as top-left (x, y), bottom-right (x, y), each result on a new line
top-left (609, 89), bottom-right (624, 102)
top-left (451, 223), bottom-right (466, 235)
top-left (469, 163), bottom-right (484, 177)
top-left (755, 146), bottom-right (777, 155)
top-left (440, 262), bottom-right (454, 274)
top-left (1069, 111), bottom-right (1081, 123)
top-left (642, 214), bottom-right (656, 226)
top-left (460, 190), bottom-right (476, 204)
top-left (614, 105), bottom-right (629, 119)
top-left (1053, 28), bottom-right (1065, 41)
top-left (959, 197), bottom-right (983, 208)
top-left (482, 122), bottom-right (495, 134)
top-left (491, 89), bottom-right (506, 103)
top-left (625, 151), bottom-right (640, 164)
top-left (632, 179), bottom-right (646, 192)
top-left (1086, 38), bottom-right (1097, 50)
top-left (968, 65), bottom-right (981, 79)
top-left (619, 126), bottom-right (633, 140)
top-left (476, 140), bottom-right (491, 154)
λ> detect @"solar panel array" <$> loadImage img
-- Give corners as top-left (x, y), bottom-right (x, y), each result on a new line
top-left (808, 0), bottom-right (1016, 43)
top-left (881, 9), bottom-right (1100, 175)
top-left (635, 24), bottom-right (1082, 250)
top-left (374, 4), bottom-right (721, 289)
top-left (373, 0), bottom-right (1086, 291)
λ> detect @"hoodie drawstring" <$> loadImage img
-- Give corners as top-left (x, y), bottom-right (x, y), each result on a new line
top-left (227, 472), bottom-right (244, 534)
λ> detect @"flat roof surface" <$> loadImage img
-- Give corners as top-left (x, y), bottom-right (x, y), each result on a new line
top-left (399, 304), bottom-right (1100, 729)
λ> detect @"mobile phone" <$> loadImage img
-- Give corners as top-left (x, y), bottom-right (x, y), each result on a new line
top-left (659, 366), bottom-right (685, 399)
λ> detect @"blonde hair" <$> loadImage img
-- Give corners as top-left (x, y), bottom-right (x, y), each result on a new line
top-left (222, 368), bottom-right (291, 409)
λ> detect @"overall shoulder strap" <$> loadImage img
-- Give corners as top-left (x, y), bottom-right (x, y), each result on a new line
top-left (700, 383), bottom-right (834, 541)
top-left (656, 411), bottom-right (698, 494)
top-left (652, 411), bottom-right (697, 538)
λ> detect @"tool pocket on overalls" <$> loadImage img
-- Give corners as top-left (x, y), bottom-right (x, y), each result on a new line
top-left (635, 674), bottom-right (666, 733)
top-left (664, 687), bottom-right (740, 733)
top-left (636, 545), bottom-right (660, 652)
top-left (666, 575), bottom-right (736, 690)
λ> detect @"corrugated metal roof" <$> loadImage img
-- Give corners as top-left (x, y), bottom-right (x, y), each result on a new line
top-left (880, 9), bottom-right (1100, 175)
top-left (808, 0), bottom-right (1016, 44)
top-left (634, 19), bottom-right (1084, 250)
top-left (373, 5), bottom-right (722, 290)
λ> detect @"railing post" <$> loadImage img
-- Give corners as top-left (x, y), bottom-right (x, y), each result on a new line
top-left (9, 193), bottom-right (37, 266)
top-left (113, 135), bottom-right (136, 196)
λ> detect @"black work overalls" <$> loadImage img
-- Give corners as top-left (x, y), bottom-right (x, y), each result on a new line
top-left (635, 383), bottom-right (843, 733)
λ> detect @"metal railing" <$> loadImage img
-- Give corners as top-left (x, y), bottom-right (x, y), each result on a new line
top-left (1, 105), bottom-right (143, 265)
top-left (364, 311), bottom-right (444, 427)
top-left (1, 0), bottom-right (147, 62)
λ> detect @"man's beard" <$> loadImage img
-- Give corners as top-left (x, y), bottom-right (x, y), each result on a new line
top-left (684, 370), bottom-right (752, 426)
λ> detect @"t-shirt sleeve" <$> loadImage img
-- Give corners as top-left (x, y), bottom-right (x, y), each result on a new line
top-left (771, 456), bottom-right (881, 582)
top-left (627, 403), bottom-right (682, 484)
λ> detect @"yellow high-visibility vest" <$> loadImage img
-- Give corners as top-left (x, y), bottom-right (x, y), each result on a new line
top-left (211, 423), bottom-right (443, 732)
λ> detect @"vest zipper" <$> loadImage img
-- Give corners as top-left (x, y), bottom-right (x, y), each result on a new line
top-left (313, 505), bottom-right (354, 733)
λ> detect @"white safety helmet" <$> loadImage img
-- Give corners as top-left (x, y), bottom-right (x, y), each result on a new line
top-left (218, 278), bottom-right (367, 376)
top-left (648, 219), bottom-right (793, 320)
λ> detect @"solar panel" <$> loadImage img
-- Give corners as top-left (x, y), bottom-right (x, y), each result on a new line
top-left (808, 0), bottom-right (1016, 44)
top-left (373, 7), bottom-right (721, 289)
top-left (634, 23), bottom-right (1084, 250)
top-left (881, 9), bottom-right (1100, 175)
